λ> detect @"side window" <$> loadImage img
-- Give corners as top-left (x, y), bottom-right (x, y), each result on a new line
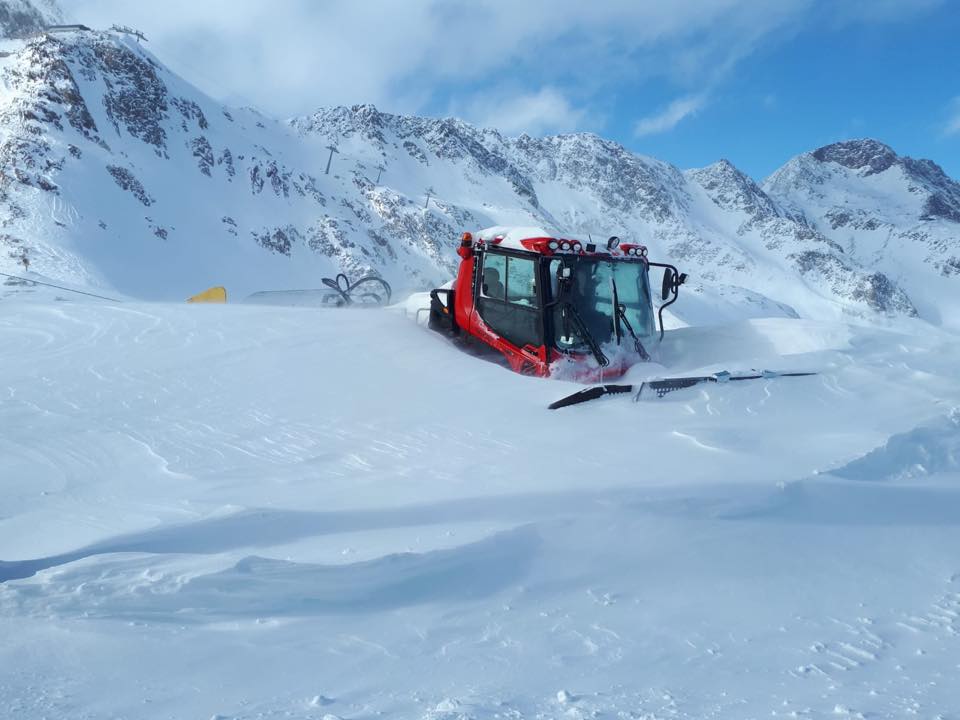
top-left (481, 253), bottom-right (506, 300)
top-left (477, 252), bottom-right (542, 349)
top-left (506, 256), bottom-right (537, 306)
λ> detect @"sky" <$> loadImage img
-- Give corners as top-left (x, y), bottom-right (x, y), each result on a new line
top-left (63, 0), bottom-right (960, 180)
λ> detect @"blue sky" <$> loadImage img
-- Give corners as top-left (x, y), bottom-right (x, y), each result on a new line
top-left (70, 0), bottom-right (960, 180)
top-left (623, 2), bottom-right (960, 179)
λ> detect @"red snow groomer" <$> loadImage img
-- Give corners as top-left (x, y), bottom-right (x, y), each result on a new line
top-left (427, 227), bottom-right (686, 382)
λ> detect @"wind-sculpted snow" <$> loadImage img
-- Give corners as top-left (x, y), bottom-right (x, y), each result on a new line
top-left (828, 409), bottom-right (960, 482)
top-left (3, 301), bottom-right (960, 717)
top-left (1, 525), bottom-right (540, 618)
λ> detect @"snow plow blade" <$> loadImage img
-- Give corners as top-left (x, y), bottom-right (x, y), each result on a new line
top-left (547, 384), bottom-right (633, 409)
top-left (548, 370), bottom-right (817, 409)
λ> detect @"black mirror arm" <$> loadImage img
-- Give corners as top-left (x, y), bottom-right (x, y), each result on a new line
top-left (647, 262), bottom-right (685, 341)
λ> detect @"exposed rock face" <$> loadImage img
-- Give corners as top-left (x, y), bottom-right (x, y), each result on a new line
top-left (811, 139), bottom-right (899, 176)
top-left (105, 165), bottom-right (152, 206)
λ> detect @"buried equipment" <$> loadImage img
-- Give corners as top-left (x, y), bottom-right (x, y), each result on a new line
top-left (427, 228), bottom-right (686, 382)
top-left (243, 274), bottom-right (392, 307)
top-left (547, 370), bottom-right (818, 410)
top-left (320, 273), bottom-right (392, 307)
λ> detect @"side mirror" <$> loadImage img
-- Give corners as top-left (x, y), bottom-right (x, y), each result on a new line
top-left (661, 268), bottom-right (688, 300)
top-left (661, 267), bottom-right (675, 301)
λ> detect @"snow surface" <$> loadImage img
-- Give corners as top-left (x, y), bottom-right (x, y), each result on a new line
top-left (3, 296), bottom-right (960, 718)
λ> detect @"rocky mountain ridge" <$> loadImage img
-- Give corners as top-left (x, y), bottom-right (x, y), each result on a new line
top-left (0, 10), bottom-right (955, 325)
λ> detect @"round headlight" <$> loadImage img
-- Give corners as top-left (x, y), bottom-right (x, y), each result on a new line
top-left (560, 241), bottom-right (571, 251)
top-left (573, 243), bottom-right (582, 252)
top-left (548, 240), bottom-right (559, 250)
top-left (640, 247), bottom-right (648, 257)
top-left (629, 247), bottom-right (637, 256)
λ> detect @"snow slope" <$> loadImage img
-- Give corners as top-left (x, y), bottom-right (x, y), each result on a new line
top-left (2, 298), bottom-right (960, 718)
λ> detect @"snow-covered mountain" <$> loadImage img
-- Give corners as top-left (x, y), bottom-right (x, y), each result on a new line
top-left (765, 139), bottom-right (960, 323)
top-left (0, 27), bottom-right (460, 299)
top-left (0, 7), bottom-right (956, 324)
top-left (292, 107), bottom-right (919, 322)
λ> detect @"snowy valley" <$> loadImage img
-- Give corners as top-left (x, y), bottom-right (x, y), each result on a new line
top-left (2, 3), bottom-right (960, 720)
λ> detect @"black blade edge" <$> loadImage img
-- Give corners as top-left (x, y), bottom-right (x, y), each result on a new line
top-left (548, 384), bottom-right (633, 410)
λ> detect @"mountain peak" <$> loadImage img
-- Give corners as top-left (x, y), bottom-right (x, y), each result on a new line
top-left (810, 139), bottom-right (898, 176)
top-left (797, 138), bottom-right (960, 223)
top-left (689, 158), bottom-right (782, 220)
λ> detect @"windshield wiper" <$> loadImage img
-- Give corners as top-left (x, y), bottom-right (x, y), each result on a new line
top-left (616, 305), bottom-right (650, 361)
top-left (610, 275), bottom-right (650, 361)
top-left (562, 302), bottom-right (609, 368)
top-left (610, 276), bottom-right (623, 345)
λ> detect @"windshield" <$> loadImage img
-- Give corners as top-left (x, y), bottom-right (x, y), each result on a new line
top-left (550, 257), bottom-right (654, 353)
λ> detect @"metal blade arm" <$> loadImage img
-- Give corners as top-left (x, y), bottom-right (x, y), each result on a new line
top-left (563, 302), bottom-right (609, 368)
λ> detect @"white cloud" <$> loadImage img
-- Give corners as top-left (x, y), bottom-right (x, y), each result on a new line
top-left (945, 98), bottom-right (960, 137)
top-left (60, 0), bottom-right (810, 118)
top-left (460, 87), bottom-right (590, 136)
top-left (634, 95), bottom-right (706, 137)
top-left (59, 0), bottom-right (946, 135)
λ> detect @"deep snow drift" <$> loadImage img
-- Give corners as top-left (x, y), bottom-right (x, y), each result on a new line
top-left (2, 297), bottom-right (960, 719)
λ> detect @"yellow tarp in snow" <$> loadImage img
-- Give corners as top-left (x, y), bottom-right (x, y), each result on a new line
top-left (187, 286), bottom-right (227, 303)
